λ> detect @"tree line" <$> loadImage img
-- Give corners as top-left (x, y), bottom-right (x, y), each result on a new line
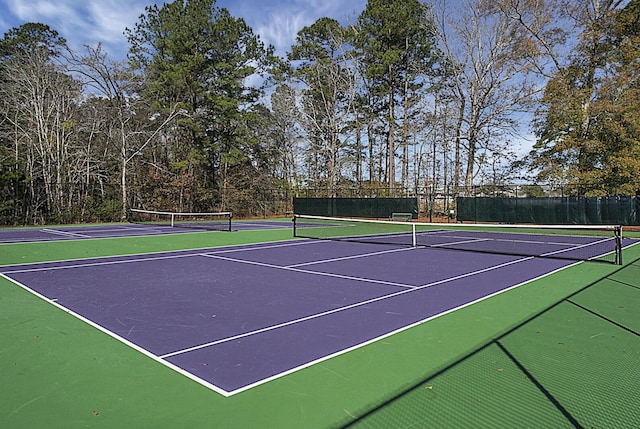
top-left (1, 0), bottom-right (638, 224)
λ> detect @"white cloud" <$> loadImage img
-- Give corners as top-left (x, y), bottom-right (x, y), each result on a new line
top-left (221, 0), bottom-right (366, 56)
top-left (5, 0), bottom-right (78, 24)
top-left (86, 0), bottom-right (147, 43)
top-left (255, 11), bottom-right (310, 54)
top-left (1, 0), bottom-right (368, 58)
top-left (0, 16), bottom-right (9, 35)
top-left (214, 1), bottom-right (337, 57)
top-left (290, 0), bottom-right (362, 17)
top-left (1, 0), bottom-right (152, 57)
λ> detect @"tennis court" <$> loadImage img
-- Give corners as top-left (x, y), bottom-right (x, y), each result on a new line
top-left (1, 217), bottom-right (640, 428)
top-left (0, 218), bottom-right (291, 244)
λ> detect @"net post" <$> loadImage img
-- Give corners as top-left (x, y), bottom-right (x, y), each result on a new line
top-left (292, 214), bottom-right (297, 237)
top-left (228, 212), bottom-right (232, 232)
top-left (412, 223), bottom-right (417, 247)
top-left (615, 225), bottom-right (623, 265)
top-left (170, 213), bottom-right (175, 227)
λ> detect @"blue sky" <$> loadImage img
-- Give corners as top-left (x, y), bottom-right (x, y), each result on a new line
top-left (0, 0), bottom-right (367, 58)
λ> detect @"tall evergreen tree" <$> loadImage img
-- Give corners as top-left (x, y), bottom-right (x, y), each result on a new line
top-left (126, 0), bottom-right (274, 208)
top-left (354, 0), bottom-right (439, 194)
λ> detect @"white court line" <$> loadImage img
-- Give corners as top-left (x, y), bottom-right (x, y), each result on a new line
top-left (200, 253), bottom-right (417, 289)
top-left (0, 238), bottom-right (42, 244)
top-left (203, 240), bottom-right (317, 255)
top-left (224, 258), bottom-right (581, 396)
top-left (41, 228), bottom-right (92, 238)
top-left (417, 231), bottom-right (592, 247)
top-left (0, 221), bottom-right (219, 245)
top-left (541, 237), bottom-right (616, 257)
top-left (430, 237), bottom-right (492, 247)
top-left (334, 229), bottom-right (586, 248)
top-left (84, 225), bottom-right (173, 233)
top-left (427, 234), bottom-right (617, 256)
top-left (236, 222), bottom-right (290, 228)
top-left (287, 246), bottom-right (415, 268)
top-left (1, 237), bottom-right (407, 274)
top-left (160, 255), bottom-right (534, 360)
top-left (0, 272), bottom-right (230, 397)
top-left (0, 240), bottom-right (319, 273)
top-left (2, 252), bottom-right (202, 274)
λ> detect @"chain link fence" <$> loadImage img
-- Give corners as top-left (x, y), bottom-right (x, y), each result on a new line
top-left (2, 181), bottom-right (638, 226)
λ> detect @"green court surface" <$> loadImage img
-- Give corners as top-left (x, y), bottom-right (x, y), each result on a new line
top-left (1, 224), bottom-right (639, 428)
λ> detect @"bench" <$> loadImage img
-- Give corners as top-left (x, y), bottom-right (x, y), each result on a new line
top-left (390, 212), bottom-right (413, 221)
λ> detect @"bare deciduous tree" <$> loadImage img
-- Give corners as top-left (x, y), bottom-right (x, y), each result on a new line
top-left (430, 0), bottom-right (540, 191)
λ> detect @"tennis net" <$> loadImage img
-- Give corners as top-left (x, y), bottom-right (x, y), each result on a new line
top-left (292, 214), bottom-right (624, 265)
top-left (128, 209), bottom-right (232, 232)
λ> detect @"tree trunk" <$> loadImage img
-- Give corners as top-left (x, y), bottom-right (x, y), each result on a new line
top-left (388, 69), bottom-right (396, 195)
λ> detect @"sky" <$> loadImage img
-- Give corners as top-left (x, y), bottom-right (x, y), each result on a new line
top-left (0, 0), bottom-right (367, 58)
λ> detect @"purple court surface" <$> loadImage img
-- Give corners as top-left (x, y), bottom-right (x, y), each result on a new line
top-left (3, 233), bottom-right (637, 396)
top-left (0, 220), bottom-right (291, 243)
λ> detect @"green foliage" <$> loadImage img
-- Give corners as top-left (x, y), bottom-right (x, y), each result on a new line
top-left (0, 148), bottom-right (25, 219)
top-left (355, 0), bottom-right (439, 97)
top-left (520, 184), bottom-right (546, 198)
top-left (352, 0), bottom-right (441, 193)
top-left (531, 1), bottom-right (640, 195)
top-left (0, 22), bottom-right (66, 60)
top-left (126, 0), bottom-right (275, 194)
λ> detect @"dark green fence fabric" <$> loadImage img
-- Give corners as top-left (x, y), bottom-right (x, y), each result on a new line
top-left (457, 196), bottom-right (640, 225)
top-left (293, 197), bottom-right (418, 219)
